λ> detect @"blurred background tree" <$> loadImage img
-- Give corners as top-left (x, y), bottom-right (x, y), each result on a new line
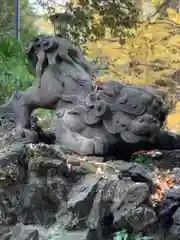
top-left (0, 0), bottom-right (38, 41)
top-left (0, 0), bottom-right (39, 102)
top-left (47, 0), bottom-right (140, 45)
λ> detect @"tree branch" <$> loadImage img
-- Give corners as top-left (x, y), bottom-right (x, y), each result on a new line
top-left (143, 0), bottom-right (171, 23)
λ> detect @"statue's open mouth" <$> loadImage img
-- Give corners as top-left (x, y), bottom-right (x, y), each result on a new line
top-left (133, 128), bottom-right (156, 138)
top-left (95, 83), bottom-right (104, 91)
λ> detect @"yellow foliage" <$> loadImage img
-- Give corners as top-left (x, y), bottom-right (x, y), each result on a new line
top-left (83, 19), bottom-right (180, 130)
top-left (92, 13), bottom-right (101, 25)
top-left (35, 19), bottom-right (54, 34)
top-left (38, 3), bottom-right (180, 131)
top-left (151, 0), bottom-right (164, 5)
top-left (167, 8), bottom-right (180, 24)
top-left (70, 0), bottom-right (80, 4)
top-left (166, 110), bottom-right (180, 131)
top-left (84, 21), bottom-right (180, 87)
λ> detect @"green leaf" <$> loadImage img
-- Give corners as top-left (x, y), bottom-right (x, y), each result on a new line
top-left (114, 230), bottom-right (129, 240)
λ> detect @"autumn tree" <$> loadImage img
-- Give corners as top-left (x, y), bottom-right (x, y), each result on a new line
top-left (36, 0), bottom-right (140, 45)
top-left (0, 0), bottom-right (38, 42)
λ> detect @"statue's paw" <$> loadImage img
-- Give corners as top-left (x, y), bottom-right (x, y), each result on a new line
top-left (15, 126), bottom-right (38, 144)
top-left (15, 125), bottom-right (26, 138)
top-left (79, 139), bottom-right (94, 156)
top-left (92, 137), bottom-right (107, 156)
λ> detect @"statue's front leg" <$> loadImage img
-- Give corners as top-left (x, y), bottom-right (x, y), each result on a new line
top-left (11, 88), bottom-right (44, 140)
top-left (55, 121), bottom-right (107, 156)
top-left (12, 92), bottom-right (32, 130)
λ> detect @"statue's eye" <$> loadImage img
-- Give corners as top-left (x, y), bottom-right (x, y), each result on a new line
top-left (153, 105), bottom-right (158, 110)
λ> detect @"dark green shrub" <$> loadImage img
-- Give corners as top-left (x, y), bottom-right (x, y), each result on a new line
top-left (0, 35), bottom-right (34, 101)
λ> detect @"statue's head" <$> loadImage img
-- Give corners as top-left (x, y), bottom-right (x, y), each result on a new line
top-left (25, 35), bottom-right (58, 74)
top-left (25, 34), bottom-right (94, 77)
top-left (95, 80), bottom-right (168, 124)
top-left (84, 80), bottom-right (169, 144)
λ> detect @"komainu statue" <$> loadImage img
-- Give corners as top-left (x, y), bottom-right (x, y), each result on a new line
top-left (3, 35), bottom-right (94, 139)
top-left (1, 34), bottom-right (180, 157)
top-left (54, 80), bottom-right (169, 156)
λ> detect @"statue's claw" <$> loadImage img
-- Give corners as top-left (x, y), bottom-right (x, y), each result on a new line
top-left (15, 125), bottom-right (38, 144)
top-left (93, 137), bottom-right (108, 156)
top-left (78, 137), bottom-right (107, 156)
top-left (79, 139), bottom-right (94, 156)
top-left (15, 125), bottom-right (26, 138)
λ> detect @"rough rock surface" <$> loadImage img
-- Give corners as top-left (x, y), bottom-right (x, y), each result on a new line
top-left (0, 115), bottom-right (178, 240)
top-left (0, 116), bottom-right (159, 239)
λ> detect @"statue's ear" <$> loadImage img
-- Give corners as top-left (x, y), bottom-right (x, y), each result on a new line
top-left (46, 51), bottom-right (58, 66)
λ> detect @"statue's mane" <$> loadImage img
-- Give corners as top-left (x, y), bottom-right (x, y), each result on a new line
top-left (25, 34), bottom-right (94, 89)
top-left (64, 80), bottom-right (168, 144)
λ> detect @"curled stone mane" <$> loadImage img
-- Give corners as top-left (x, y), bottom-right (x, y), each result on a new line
top-left (70, 80), bottom-right (168, 144)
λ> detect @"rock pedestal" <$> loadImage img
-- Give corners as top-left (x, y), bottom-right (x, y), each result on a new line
top-left (0, 116), bottom-right (179, 240)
